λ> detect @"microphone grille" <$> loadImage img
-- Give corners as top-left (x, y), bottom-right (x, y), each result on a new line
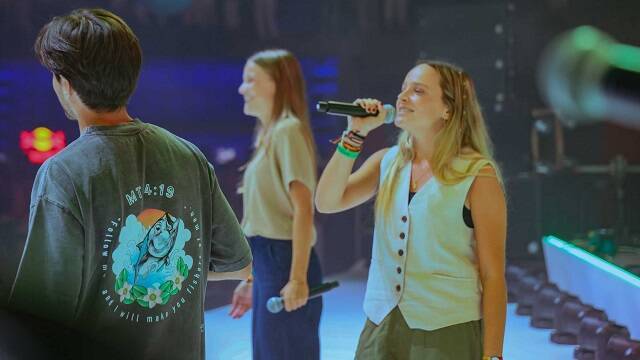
top-left (266, 297), bottom-right (283, 314)
top-left (316, 101), bottom-right (329, 113)
top-left (383, 105), bottom-right (395, 124)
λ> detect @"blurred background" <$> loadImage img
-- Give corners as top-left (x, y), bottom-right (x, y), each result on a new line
top-left (1, 0), bottom-right (639, 359)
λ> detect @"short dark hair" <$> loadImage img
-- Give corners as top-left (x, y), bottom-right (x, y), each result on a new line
top-left (34, 8), bottom-right (142, 112)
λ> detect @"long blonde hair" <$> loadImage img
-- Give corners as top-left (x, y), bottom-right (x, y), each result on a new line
top-left (244, 49), bottom-right (317, 178)
top-left (375, 60), bottom-right (503, 220)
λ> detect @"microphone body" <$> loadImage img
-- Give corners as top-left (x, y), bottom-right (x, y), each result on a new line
top-left (317, 101), bottom-right (395, 124)
top-left (266, 281), bottom-right (340, 314)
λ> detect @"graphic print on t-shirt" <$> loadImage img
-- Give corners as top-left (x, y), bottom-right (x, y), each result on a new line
top-left (99, 183), bottom-right (204, 324)
top-left (111, 209), bottom-right (193, 309)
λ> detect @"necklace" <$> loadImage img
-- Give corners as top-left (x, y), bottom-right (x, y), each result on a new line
top-left (410, 162), bottom-right (432, 192)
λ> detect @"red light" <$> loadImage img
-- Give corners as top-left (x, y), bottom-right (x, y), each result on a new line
top-left (20, 127), bottom-right (67, 164)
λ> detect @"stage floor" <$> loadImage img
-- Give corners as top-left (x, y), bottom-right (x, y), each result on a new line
top-left (205, 272), bottom-right (574, 360)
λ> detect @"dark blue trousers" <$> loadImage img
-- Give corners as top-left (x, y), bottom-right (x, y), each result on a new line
top-left (249, 236), bottom-right (323, 360)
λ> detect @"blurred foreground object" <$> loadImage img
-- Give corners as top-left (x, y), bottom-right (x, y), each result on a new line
top-left (539, 26), bottom-right (640, 129)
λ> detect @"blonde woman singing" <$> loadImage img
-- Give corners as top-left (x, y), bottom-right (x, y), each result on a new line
top-left (316, 61), bottom-right (507, 360)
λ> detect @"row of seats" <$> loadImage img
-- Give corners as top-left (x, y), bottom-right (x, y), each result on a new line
top-left (507, 264), bottom-right (640, 360)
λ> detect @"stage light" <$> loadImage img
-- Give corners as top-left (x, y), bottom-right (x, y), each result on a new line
top-left (19, 127), bottom-right (66, 164)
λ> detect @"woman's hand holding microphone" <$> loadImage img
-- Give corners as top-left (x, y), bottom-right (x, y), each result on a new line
top-left (348, 98), bottom-right (390, 136)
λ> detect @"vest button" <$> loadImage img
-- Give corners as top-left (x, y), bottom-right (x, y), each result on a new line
top-left (395, 284), bottom-right (401, 292)
top-left (397, 267), bottom-right (402, 274)
top-left (398, 249), bottom-right (404, 256)
top-left (399, 232), bottom-right (405, 240)
top-left (401, 216), bottom-right (407, 223)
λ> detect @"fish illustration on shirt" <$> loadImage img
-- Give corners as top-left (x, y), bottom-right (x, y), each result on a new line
top-left (133, 212), bottom-right (178, 284)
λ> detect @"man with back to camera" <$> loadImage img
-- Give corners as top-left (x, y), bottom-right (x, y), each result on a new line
top-left (7, 8), bottom-right (252, 359)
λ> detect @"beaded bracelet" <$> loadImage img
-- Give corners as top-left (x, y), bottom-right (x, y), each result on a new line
top-left (330, 129), bottom-right (366, 145)
top-left (341, 140), bottom-right (362, 152)
top-left (343, 130), bottom-right (365, 148)
top-left (348, 130), bottom-right (366, 141)
top-left (344, 130), bottom-right (365, 144)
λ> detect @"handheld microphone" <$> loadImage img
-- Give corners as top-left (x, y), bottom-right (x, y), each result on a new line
top-left (266, 281), bottom-right (340, 314)
top-left (317, 101), bottom-right (395, 124)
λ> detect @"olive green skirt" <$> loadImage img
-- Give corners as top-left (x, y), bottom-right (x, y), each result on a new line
top-left (355, 307), bottom-right (483, 360)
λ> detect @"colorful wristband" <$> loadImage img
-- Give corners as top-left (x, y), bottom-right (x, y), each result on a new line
top-left (348, 130), bottom-right (366, 141)
top-left (337, 142), bottom-right (360, 159)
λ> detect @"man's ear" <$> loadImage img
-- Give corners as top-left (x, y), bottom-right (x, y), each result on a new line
top-left (57, 75), bottom-right (74, 100)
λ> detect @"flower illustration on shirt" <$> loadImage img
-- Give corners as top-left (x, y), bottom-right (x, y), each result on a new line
top-left (143, 288), bottom-right (164, 309)
top-left (117, 281), bottom-right (133, 303)
top-left (172, 274), bottom-right (185, 291)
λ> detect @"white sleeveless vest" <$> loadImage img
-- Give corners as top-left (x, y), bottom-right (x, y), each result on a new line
top-left (363, 146), bottom-right (491, 330)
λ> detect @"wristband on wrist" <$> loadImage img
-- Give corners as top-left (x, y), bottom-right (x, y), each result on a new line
top-left (342, 131), bottom-right (364, 150)
top-left (348, 130), bottom-right (366, 141)
top-left (344, 130), bottom-right (365, 145)
top-left (337, 142), bottom-right (360, 159)
top-left (330, 129), bottom-right (366, 145)
top-left (341, 140), bottom-right (362, 152)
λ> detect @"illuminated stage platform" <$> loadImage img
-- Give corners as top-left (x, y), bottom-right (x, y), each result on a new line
top-left (543, 235), bottom-right (640, 338)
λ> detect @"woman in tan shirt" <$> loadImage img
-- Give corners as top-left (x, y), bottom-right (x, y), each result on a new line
top-left (228, 49), bottom-right (323, 360)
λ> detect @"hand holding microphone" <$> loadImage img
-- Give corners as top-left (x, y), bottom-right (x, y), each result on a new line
top-left (267, 281), bottom-right (340, 314)
top-left (316, 99), bottom-right (395, 136)
top-left (350, 99), bottom-right (393, 136)
top-left (278, 279), bottom-right (310, 312)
